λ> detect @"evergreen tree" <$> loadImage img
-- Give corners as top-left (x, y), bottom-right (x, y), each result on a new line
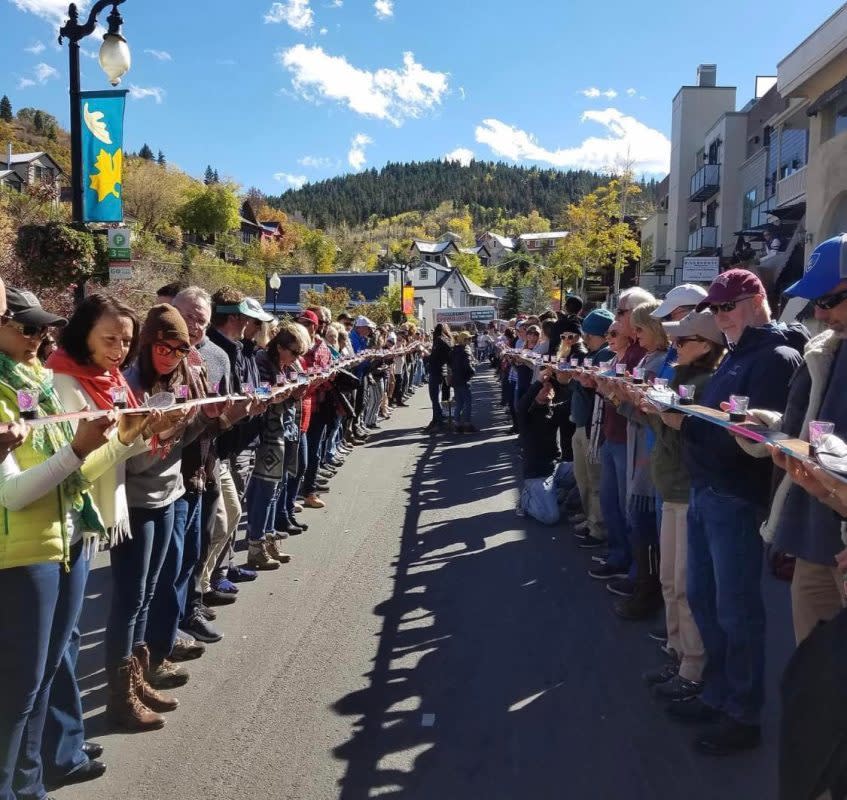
top-left (204, 165), bottom-right (214, 185)
top-left (46, 124), bottom-right (57, 142)
top-left (138, 143), bottom-right (155, 160)
top-left (33, 110), bottom-right (44, 132)
top-left (157, 150), bottom-right (166, 167)
top-left (501, 270), bottom-right (522, 319)
top-left (0, 95), bottom-right (12, 123)
top-left (212, 169), bottom-right (219, 184)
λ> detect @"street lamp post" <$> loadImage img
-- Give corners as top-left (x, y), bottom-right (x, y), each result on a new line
top-left (60, 1), bottom-right (132, 225)
top-left (269, 271), bottom-right (281, 315)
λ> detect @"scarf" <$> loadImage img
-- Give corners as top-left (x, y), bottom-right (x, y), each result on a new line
top-left (46, 348), bottom-right (139, 411)
top-left (0, 352), bottom-right (103, 538)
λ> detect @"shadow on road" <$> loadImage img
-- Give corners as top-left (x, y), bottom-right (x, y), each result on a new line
top-left (330, 371), bottom-right (793, 800)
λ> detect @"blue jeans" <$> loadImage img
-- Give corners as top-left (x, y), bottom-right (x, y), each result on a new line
top-left (106, 504), bottom-right (175, 667)
top-left (687, 486), bottom-right (765, 725)
top-left (599, 441), bottom-right (631, 571)
top-left (428, 374), bottom-right (443, 423)
top-left (453, 384), bottom-right (472, 424)
top-left (246, 476), bottom-right (278, 540)
top-left (302, 414), bottom-right (328, 495)
top-left (147, 492), bottom-right (201, 661)
top-left (0, 542), bottom-right (89, 800)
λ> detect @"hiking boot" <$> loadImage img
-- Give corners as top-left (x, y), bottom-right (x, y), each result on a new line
top-left (304, 494), bottom-right (326, 509)
top-left (694, 717), bottom-right (761, 756)
top-left (665, 696), bottom-right (722, 726)
top-left (143, 654), bottom-right (189, 691)
top-left (247, 540), bottom-right (281, 570)
top-left (106, 658), bottom-right (165, 732)
top-left (654, 675), bottom-right (703, 702)
top-left (170, 635), bottom-right (205, 662)
top-left (132, 646), bottom-right (180, 712)
top-left (266, 535), bottom-right (292, 564)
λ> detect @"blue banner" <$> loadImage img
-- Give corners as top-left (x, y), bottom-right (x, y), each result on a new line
top-left (79, 89), bottom-right (128, 223)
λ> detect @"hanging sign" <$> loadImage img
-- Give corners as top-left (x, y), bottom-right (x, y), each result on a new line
top-left (80, 89), bottom-right (128, 223)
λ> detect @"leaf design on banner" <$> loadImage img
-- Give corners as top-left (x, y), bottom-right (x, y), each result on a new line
top-left (83, 103), bottom-right (112, 144)
top-left (89, 148), bottom-right (123, 202)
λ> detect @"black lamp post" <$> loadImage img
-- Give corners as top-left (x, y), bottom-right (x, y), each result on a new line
top-left (59, 1), bottom-right (131, 226)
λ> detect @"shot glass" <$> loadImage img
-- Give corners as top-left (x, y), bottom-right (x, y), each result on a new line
top-left (110, 386), bottom-right (128, 409)
top-left (728, 394), bottom-right (749, 422)
top-left (615, 363), bottom-right (627, 376)
top-left (809, 420), bottom-right (836, 453)
top-left (652, 378), bottom-right (669, 390)
top-left (677, 384), bottom-right (695, 405)
top-left (632, 366), bottom-right (646, 384)
top-left (207, 380), bottom-right (220, 397)
top-left (16, 389), bottom-right (39, 420)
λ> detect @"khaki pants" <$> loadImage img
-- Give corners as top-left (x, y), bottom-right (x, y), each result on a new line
top-left (659, 501), bottom-right (705, 682)
top-left (791, 557), bottom-right (845, 645)
top-left (571, 427), bottom-right (604, 539)
top-left (199, 463), bottom-right (242, 594)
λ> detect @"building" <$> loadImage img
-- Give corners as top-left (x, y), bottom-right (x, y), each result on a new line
top-left (263, 270), bottom-right (399, 315)
top-left (477, 232), bottom-right (515, 264)
top-left (639, 176), bottom-right (671, 293)
top-left (409, 238), bottom-right (460, 265)
top-left (517, 231), bottom-right (568, 253)
top-left (0, 149), bottom-right (63, 193)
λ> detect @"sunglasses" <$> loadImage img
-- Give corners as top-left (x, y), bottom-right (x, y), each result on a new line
top-left (153, 342), bottom-right (190, 359)
top-left (707, 296), bottom-right (755, 314)
top-left (813, 288), bottom-right (847, 311)
top-left (282, 344), bottom-right (305, 357)
top-left (6, 318), bottom-right (49, 339)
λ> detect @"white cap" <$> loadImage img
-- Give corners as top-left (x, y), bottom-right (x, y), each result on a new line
top-left (651, 284), bottom-right (708, 319)
top-left (354, 315), bottom-right (375, 329)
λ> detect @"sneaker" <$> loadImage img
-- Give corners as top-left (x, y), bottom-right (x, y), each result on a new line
top-left (606, 578), bottom-right (635, 598)
top-left (211, 577), bottom-right (239, 594)
top-left (227, 566), bottom-right (258, 583)
top-left (170, 636), bottom-right (205, 662)
top-left (182, 612), bottom-right (223, 644)
top-left (290, 516), bottom-right (309, 532)
top-left (304, 494), bottom-right (326, 509)
top-left (661, 642), bottom-right (680, 660)
top-left (643, 661), bottom-right (679, 687)
top-left (273, 528), bottom-right (290, 539)
top-left (577, 535), bottom-right (606, 550)
top-left (588, 563), bottom-right (628, 580)
top-left (204, 589), bottom-right (237, 607)
top-left (694, 717), bottom-right (761, 756)
top-left (195, 604), bottom-right (216, 621)
top-left (648, 625), bottom-right (668, 643)
top-left (665, 696), bottom-right (722, 726)
top-left (314, 477), bottom-right (330, 488)
top-left (319, 467), bottom-right (337, 478)
top-left (293, 502), bottom-right (304, 513)
top-left (146, 658), bottom-right (189, 689)
top-left (573, 520), bottom-right (591, 533)
top-left (328, 457), bottom-right (345, 468)
top-left (266, 536), bottom-right (292, 564)
top-left (591, 554), bottom-right (609, 564)
top-left (247, 541), bottom-right (281, 571)
top-left (654, 675), bottom-right (703, 702)
top-left (569, 513), bottom-right (587, 525)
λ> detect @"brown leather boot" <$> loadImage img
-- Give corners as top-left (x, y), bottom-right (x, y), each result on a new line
top-left (131, 644), bottom-right (179, 712)
top-left (106, 658), bottom-right (166, 731)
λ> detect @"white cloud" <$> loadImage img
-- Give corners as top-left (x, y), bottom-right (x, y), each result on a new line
top-left (626, 87), bottom-right (637, 96)
top-left (274, 172), bottom-right (308, 189)
top-left (474, 109), bottom-right (671, 174)
top-left (34, 62), bottom-right (58, 82)
top-left (217, 58), bottom-right (237, 66)
top-left (330, 0), bottom-right (343, 6)
top-left (458, 86), bottom-right (466, 101)
top-left (444, 147), bottom-right (474, 167)
top-left (348, 133), bottom-right (373, 170)
top-left (298, 155), bottom-right (332, 167)
top-left (25, 41), bottom-right (45, 54)
top-left (129, 85), bottom-right (166, 103)
top-left (17, 77), bottom-right (36, 89)
top-left (319, 26), bottom-right (328, 34)
top-left (279, 45), bottom-right (448, 126)
top-left (10, 0), bottom-right (72, 22)
top-left (580, 87), bottom-right (617, 99)
top-left (145, 49), bottom-right (172, 61)
top-left (374, 0), bottom-right (393, 18)
top-left (265, 0), bottom-right (314, 30)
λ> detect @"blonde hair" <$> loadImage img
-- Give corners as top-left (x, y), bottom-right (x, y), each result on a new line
top-left (630, 300), bottom-right (669, 350)
top-left (254, 321), bottom-right (274, 348)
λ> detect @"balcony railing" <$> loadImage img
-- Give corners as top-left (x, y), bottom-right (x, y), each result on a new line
top-left (776, 164), bottom-right (807, 206)
top-left (751, 196), bottom-right (776, 228)
top-left (688, 226), bottom-right (719, 252)
top-left (689, 164), bottom-right (721, 202)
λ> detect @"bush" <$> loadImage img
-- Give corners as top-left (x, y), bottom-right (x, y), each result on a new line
top-left (15, 222), bottom-right (109, 290)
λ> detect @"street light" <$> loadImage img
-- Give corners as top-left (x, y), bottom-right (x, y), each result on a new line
top-left (59, 1), bottom-right (131, 227)
top-left (269, 271), bottom-right (281, 315)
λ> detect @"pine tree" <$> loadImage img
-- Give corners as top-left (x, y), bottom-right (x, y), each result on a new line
top-left (501, 270), bottom-right (522, 319)
top-left (212, 169), bottom-right (219, 184)
top-left (138, 143), bottom-right (154, 160)
top-left (204, 165), bottom-right (214, 185)
top-left (157, 150), bottom-right (166, 167)
top-left (0, 95), bottom-right (12, 123)
top-left (33, 110), bottom-right (44, 132)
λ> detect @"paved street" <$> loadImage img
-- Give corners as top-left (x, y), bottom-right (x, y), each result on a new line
top-left (56, 368), bottom-right (790, 800)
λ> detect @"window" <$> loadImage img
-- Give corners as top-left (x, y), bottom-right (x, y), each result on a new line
top-left (418, 267), bottom-right (428, 280)
top-left (742, 189), bottom-right (757, 228)
top-left (447, 288), bottom-right (454, 307)
top-left (834, 96), bottom-right (847, 139)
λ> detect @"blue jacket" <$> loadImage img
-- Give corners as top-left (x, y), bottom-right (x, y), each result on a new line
top-left (682, 322), bottom-right (805, 507)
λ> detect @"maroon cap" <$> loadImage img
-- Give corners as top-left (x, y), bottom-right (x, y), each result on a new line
top-left (298, 310), bottom-right (320, 326)
top-left (695, 269), bottom-right (765, 311)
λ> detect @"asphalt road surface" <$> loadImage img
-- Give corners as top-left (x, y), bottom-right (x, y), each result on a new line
top-left (55, 368), bottom-right (791, 800)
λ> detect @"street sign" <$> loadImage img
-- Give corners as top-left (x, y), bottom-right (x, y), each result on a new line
top-left (108, 227), bottom-right (131, 260)
top-left (682, 256), bottom-right (720, 282)
top-left (109, 263), bottom-right (132, 281)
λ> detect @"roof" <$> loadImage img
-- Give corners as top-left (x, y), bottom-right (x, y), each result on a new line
top-left (461, 274), bottom-right (499, 299)
top-left (518, 231), bottom-right (569, 241)
top-left (0, 170), bottom-right (20, 181)
top-left (416, 260), bottom-right (451, 272)
top-left (4, 151), bottom-right (44, 164)
top-left (460, 244), bottom-right (491, 257)
top-left (411, 239), bottom-right (458, 255)
top-left (481, 232), bottom-right (516, 249)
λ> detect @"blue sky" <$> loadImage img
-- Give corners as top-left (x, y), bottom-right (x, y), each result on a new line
top-left (3, 0), bottom-right (844, 195)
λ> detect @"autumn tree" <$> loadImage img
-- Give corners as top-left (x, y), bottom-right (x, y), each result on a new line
top-left (122, 156), bottom-right (196, 234)
top-left (450, 251), bottom-right (485, 286)
top-left (176, 182), bottom-right (241, 238)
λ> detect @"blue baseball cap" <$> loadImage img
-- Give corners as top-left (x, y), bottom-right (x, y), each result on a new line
top-left (784, 234), bottom-right (847, 299)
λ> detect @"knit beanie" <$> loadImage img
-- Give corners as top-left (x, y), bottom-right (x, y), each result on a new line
top-left (582, 308), bottom-right (615, 336)
top-left (141, 304), bottom-right (191, 348)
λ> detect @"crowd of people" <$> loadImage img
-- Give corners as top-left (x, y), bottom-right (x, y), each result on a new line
top-left (0, 278), bottom-right (429, 800)
top-left (495, 234), bottom-right (847, 788)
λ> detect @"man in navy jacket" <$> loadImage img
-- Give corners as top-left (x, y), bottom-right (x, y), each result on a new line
top-left (673, 269), bottom-right (805, 756)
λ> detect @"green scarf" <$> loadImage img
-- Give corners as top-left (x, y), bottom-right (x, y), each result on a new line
top-left (0, 352), bottom-right (98, 527)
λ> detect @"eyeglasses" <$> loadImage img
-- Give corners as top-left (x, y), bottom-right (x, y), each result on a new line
top-left (707, 296), bottom-right (755, 314)
top-left (153, 342), bottom-right (190, 359)
top-left (6, 319), bottom-right (49, 339)
top-left (813, 287), bottom-right (847, 311)
top-left (282, 345), bottom-right (304, 357)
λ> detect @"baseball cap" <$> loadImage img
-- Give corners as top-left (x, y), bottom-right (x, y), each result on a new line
top-left (354, 315), bottom-right (375, 329)
top-left (5, 287), bottom-right (67, 327)
top-left (784, 234), bottom-right (847, 299)
top-left (298, 309), bottom-right (320, 327)
top-left (695, 269), bottom-right (765, 312)
top-left (241, 297), bottom-right (274, 323)
top-left (652, 284), bottom-right (708, 318)
top-left (662, 310), bottom-right (724, 345)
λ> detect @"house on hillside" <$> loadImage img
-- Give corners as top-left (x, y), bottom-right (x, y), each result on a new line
top-left (410, 238), bottom-right (460, 265)
top-left (0, 149), bottom-right (63, 193)
top-left (460, 243), bottom-right (492, 267)
top-left (477, 232), bottom-right (515, 264)
top-left (407, 261), bottom-right (499, 329)
top-left (239, 201), bottom-right (286, 246)
top-left (517, 231), bottom-right (568, 253)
